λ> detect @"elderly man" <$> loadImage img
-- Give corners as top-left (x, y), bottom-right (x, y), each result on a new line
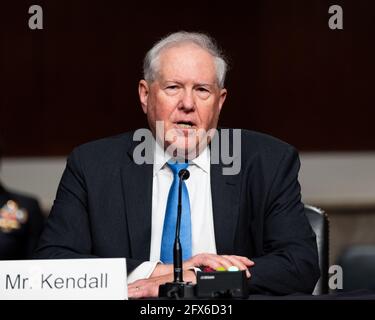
top-left (34, 31), bottom-right (320, 298)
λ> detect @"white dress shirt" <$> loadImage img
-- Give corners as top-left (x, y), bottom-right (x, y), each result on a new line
top-left (127, 142), bottom-right (217, 283)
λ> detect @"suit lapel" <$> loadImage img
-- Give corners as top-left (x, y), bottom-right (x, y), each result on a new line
top-left (211, 164), bottom-right (240, 255)
top-left (121, 139), bottom-right (153, 260)
top-left (210, 130), bottom-right (241, 255)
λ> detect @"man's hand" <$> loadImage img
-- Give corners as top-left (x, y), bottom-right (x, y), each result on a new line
top-left (128, 270), bottom-right (196, 299)
top-left (184, 253), bottom-right (254, 278)
top-left (149, 253), bottom-right (254, 278)
top-left (128, 253), bottom-right (254, 298)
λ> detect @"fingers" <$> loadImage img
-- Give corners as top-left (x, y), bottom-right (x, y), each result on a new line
top-left (232, 255), bottom-right (255, 266)
top-left (128, 284), bottom-right (146, 299)
top-left (184, 253), bottom-right (255, 277)
top-left (186, 253), bottom-right (220, 268)
top-left (128, 269), bottom-right (197, 299)
top-left (208, 255), bottom-right (236, 269)
top-left (128, 271), bottom-right (178, 299)
top-left (221, 255), bottom-right (251, 278)
top-left (128, 279), bottom-right (160, 299)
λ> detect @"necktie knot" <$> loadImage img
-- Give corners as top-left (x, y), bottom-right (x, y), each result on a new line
top-left (167, 161), bottom-right (189, 176)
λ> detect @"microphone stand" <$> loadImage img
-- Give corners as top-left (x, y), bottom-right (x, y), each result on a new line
top-left (158, 169), bottom-right (196, 299)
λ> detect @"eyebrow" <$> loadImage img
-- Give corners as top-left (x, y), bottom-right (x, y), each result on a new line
top-left (163, 80), bottom-right (215, 87)
top-left (195, 83), bottom-right (214, 87)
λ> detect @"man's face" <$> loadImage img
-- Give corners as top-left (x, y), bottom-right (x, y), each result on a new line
top-left (139, 43), bottom-right (227, 158)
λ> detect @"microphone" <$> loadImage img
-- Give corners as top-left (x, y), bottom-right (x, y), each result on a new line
top-left (173, 169), bottom-right (190, 283)
top-left (158, 168), bottom-right (196, 299)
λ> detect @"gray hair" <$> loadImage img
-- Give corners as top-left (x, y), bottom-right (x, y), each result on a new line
top-left (143, 31), bottom-right (228, 88)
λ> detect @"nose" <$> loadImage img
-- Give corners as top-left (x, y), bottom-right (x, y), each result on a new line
top-left (178, 89), bottom-right (195, 112)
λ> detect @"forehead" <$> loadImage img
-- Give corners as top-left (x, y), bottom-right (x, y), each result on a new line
top-left (157, 44), bottom-right (217, 83)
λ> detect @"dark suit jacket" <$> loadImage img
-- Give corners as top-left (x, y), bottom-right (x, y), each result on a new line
top-left (0, 184), bottom-right (45, 259)
top-left (34, 129), bottom-right (320, 295)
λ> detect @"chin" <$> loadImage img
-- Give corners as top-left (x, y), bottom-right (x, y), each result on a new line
top-left (165, 137), bottom-right (199, 160)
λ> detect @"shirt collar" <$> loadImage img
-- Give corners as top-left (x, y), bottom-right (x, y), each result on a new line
top-left (191, 146), bottom-right (210, 174)
top-left (153, 141), bottom-right (210, 176)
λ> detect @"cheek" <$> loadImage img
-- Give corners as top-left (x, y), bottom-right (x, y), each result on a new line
top-left (153, 94), bottom-right (177, 121)
top-left (198, 102), bottom-right (221, 127)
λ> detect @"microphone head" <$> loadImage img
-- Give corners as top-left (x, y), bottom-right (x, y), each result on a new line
top-left (178, 169), bottom-right (190, 180)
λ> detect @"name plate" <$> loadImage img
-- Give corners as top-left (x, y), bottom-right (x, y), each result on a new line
top-left (0, 258), bottom-right (127, 300)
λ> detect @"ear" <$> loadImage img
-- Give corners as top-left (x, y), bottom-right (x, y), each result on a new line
top-left (138, 80), bottom-right (149, 114)
top-left (218, 88), bottom-right (227, 112)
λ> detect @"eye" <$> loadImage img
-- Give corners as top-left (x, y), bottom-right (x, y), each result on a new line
top-left (197, 87), bottom-right (209, 92)
top-left (164, 85), bottom-right (180, 95)
top-left (196, 87), bottom-right (211, 99)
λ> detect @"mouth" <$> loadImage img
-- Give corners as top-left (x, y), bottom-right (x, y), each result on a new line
top-left (174, 121), bottom-right (196, 129)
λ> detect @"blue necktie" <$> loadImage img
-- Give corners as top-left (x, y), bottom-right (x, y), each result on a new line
top-left (160, 161), bottom-right (192, 263)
